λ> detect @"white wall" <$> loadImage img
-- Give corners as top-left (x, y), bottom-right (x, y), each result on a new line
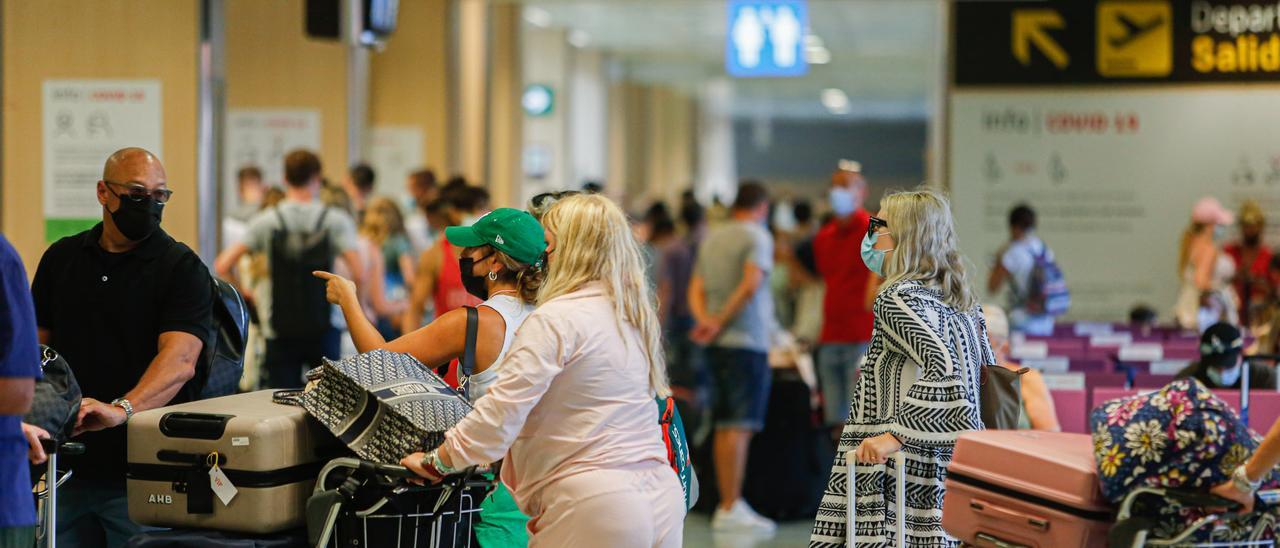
top-left (951, 88), bottom-right (1280, 322)
top-left (521, 27), bottom-right (570, 204)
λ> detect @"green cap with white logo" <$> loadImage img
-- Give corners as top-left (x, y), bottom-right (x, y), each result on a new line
top-left (444, 208), bottom-right (547, 267)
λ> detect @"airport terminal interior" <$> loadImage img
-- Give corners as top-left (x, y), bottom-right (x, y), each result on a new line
top-left (8, 0), bottom-right (1280, 547)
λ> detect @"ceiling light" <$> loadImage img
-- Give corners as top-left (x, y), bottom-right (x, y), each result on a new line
top-left (568, 29), bottom-right (590, 48)
top-left (524, 6), bottom-right (552, 28)
top-left (806, 46), bottom-right (831, 65)
top-left (821, 88), bottom-right (850, 114)
top-left (804, 33), bottom-right (830, 64)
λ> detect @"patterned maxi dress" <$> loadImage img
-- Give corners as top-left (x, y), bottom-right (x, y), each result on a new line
top-left (810, 281), bottom-right (993, 547)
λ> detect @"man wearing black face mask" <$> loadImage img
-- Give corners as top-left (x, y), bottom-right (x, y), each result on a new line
top-left (30, 147), bottom-right (212, 546)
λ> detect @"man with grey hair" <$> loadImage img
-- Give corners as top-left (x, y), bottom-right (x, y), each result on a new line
top-left (31, 147), bottom-right (213, 546)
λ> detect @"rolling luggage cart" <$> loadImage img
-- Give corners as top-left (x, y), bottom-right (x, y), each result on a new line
top-left (32, 439), bottom-right (85, 548)
top-left (307, 458), bottom-right (493, 548)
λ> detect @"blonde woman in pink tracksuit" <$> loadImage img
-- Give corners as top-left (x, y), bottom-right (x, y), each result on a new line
top-left (402, 193), bottom-right (686, 547)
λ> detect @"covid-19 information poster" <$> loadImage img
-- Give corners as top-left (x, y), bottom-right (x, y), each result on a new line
top-left (950, 88), bottom-right (1280, 320)
top-left (42, 80), bottom-right (162, 243)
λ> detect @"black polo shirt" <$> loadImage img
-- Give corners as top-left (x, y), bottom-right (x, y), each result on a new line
top-left (31, 223), bottom-right (212, 483)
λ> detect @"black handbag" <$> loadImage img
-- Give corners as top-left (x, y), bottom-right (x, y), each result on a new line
top-left (297, 350), bottom-right (473, 463)
top-left (23, 345), bottom-right (82, 444)
top-left (980, 364), bottom-right (1028, 430)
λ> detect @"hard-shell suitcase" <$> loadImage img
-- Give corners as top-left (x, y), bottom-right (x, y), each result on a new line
top-left (126, 390), bottom-right (346, 533)
top-left (942, 430), bottom-right (1112, 547)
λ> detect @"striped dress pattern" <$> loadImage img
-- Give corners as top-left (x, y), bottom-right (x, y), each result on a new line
top-left (810, 281), bottom-right (994, 547)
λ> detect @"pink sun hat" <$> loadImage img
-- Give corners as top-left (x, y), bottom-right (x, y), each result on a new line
top-left (1191, 197), bottom-right (1235, 225)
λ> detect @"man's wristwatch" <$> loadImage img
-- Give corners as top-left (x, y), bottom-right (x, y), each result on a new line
top-left (110, 398), bottom-right (135, 423)
top-left (1233, 464), bottom-right (1262, 494)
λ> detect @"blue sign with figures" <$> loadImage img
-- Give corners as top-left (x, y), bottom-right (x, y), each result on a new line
top-left (725, 0), bottom-right (809, 78)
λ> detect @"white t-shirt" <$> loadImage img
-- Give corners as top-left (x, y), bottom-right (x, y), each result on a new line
top-left (1001, 234), bottom-right (1054, 335)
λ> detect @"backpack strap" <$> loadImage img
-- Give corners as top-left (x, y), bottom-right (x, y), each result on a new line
top-left (273, 207), bottom-right (289, 234)
top-left (460, 306), bottom-right (479, 379)
top-left (313, 207), bottom-right (330, 233)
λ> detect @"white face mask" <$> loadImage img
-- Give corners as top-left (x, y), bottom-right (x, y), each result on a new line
top-left (829, 187), bottom-right (858, 217)
top-left (772, 202), bottom-right (797, 232)
top-left (1207, 361), bottom-right (1243, 386)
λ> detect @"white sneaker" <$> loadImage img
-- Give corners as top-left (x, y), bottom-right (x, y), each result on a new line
top-left (712, 499), bottom-right (777, 534)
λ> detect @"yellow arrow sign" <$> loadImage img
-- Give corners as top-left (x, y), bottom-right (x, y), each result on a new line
top-left (1012, 9), bottom-right (1069, 69)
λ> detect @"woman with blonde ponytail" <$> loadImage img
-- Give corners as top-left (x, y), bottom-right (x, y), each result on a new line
top-left (811, 189), bottom-right (994, 547)
top-left (403, 193), bottom-right (685, 547)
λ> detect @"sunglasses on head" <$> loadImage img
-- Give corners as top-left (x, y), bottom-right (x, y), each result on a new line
top-left (530, 190), bottom-right (581, 210)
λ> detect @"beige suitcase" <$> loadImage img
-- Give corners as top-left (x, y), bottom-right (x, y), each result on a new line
top-left (126, 390), bottom-right (346, 533)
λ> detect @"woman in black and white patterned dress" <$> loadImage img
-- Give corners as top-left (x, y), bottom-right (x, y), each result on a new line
top-left (810, 189), bottom-right (994, 548)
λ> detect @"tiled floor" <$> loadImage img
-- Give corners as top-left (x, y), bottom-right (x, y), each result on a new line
top-left (683, 515), bottom-right (811, 548)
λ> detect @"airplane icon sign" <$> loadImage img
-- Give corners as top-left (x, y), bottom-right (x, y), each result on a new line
top-left (1096, 1), bottom-right (1171, 77)
top-left (1109, 12), bottom-right (1164, 49)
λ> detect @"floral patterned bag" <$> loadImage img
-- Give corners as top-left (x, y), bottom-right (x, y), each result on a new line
top-left (1091, 379), bottom-right (1280, 542)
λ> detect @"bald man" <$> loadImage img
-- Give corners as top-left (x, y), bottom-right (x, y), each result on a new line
top-left (31, 147), bottom-right (212, 547)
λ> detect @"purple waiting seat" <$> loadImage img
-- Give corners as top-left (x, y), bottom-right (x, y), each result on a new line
top-left (1050, 389), bottom-right (1088, 433)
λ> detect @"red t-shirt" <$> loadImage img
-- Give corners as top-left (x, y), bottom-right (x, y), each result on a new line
top-left (434, 238), bottom-right (482, 387)
top-left (814, 210), bottom-right (874, 343)
top-left (1224, 242), bottom-right (1273, 316)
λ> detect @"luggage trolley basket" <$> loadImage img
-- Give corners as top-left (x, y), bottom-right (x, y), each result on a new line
top-left (307, 457), bottom-right (494, 548)
top-left (31, 439), bottom-right (86, 548)
top-left (1110, 488), bottom-right (1280, 547)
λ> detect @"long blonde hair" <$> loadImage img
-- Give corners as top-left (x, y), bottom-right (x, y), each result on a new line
top-left (537, 194), bottom-right (670, 398)
top-left (360, 196), bottom-right (406, 246)
top-left (879, 189), bottom-right (979, 312)
top-left (1178, 222), bottom-right (1208, 276)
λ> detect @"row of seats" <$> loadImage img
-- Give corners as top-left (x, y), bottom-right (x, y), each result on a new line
top-left (1050, 387), bottom-right (1279, 434)
top-left (1025, 322), bottom-right (1268, 433)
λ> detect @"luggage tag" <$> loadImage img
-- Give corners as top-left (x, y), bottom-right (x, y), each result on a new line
top-left (207, 452), bottom-right (238, 506)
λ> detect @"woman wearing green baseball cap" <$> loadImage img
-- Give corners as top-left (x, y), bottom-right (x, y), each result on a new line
top-left (402, 193), bottom-right (685, 546)
top-left (315, 206), bottom-right (547, 546)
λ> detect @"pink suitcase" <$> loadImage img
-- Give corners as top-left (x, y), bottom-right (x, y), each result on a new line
top-left (942, 430), bottom-right (1112, 547)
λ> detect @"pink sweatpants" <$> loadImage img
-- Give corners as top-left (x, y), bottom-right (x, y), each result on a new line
top-left (527, 464), bottom-right (686, 547)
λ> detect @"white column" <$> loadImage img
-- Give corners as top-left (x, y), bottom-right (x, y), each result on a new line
top-left (568, 49), bottom-right (607, 191)
top-left (696, 78), bottom-right (737, 204)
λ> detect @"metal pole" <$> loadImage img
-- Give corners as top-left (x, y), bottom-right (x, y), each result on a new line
top-left (197, 0), bottom-right (226, 262)
top-left (45, 450), bottom-right (56, 548)
top-left (345, 0), bottom-right (370, 167)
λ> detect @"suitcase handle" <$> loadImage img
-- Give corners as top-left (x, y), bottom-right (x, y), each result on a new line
top-left (969, 498), bottom-right (1049, 531)
top-left (159, 412), bottom-right (231, 440)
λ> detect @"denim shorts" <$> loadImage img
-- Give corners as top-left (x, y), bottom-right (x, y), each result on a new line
top-left (815, 343), bottom-right (869, 426)
top-left (706, 346), bottom-right (771, 431)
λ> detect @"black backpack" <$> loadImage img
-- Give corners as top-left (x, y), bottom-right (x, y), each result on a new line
top-left (196, 275), bottom-right (250, 398)
top-left (269, 207), bottom-right (334, 339)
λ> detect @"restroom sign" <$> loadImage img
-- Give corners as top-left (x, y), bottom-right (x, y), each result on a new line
top-left (725, 0), bottom-right (808, 78)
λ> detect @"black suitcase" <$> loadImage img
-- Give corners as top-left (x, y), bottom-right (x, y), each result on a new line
top-left (743, 367), bottom-right (833, 520)
top-left (691, 367), bottom-right (833, 520)
top-left (123, 529), bottom-right (307, 548)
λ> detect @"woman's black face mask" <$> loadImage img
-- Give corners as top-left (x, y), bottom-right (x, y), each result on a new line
top-left (459, 252), bottom-right (495, 300)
